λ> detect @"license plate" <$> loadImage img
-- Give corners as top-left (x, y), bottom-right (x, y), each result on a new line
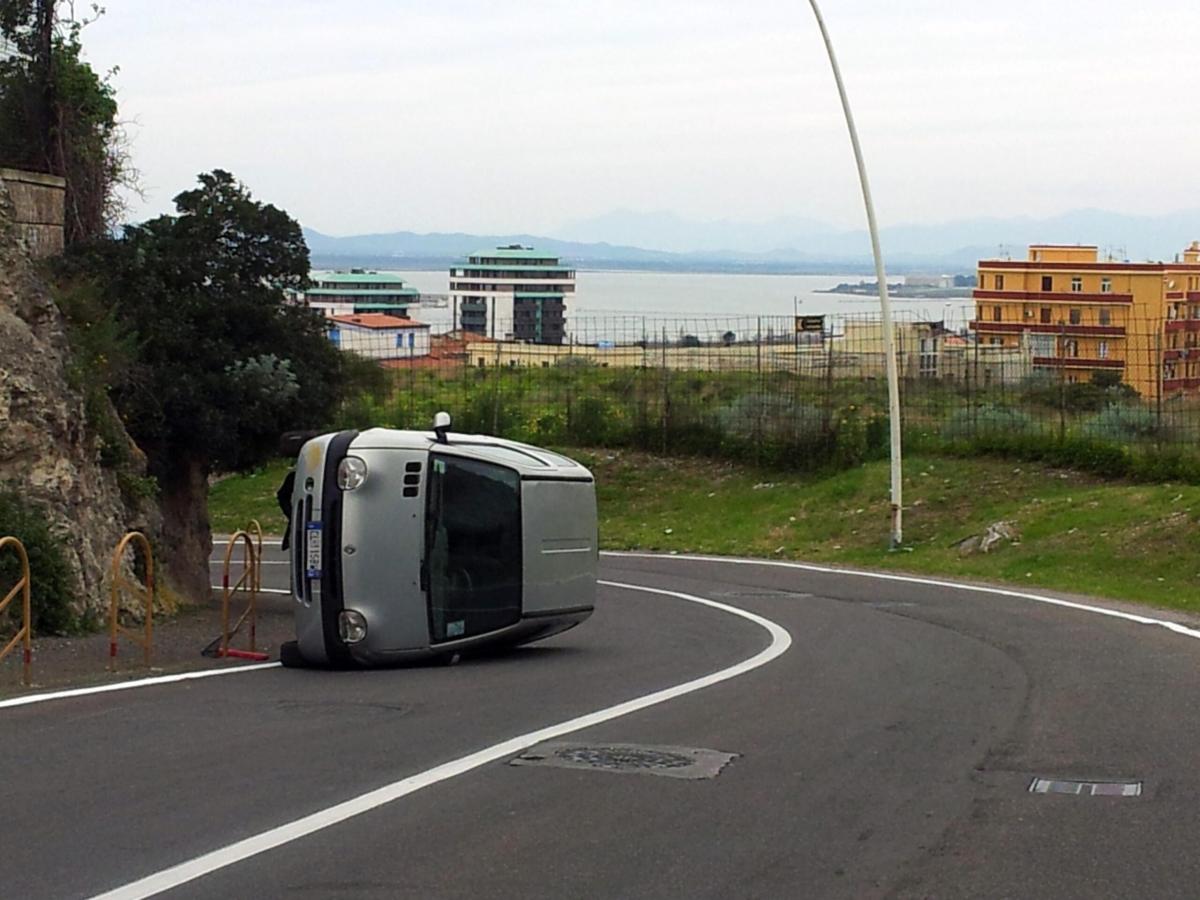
top-left (305, 522), bottom-right (322, 579)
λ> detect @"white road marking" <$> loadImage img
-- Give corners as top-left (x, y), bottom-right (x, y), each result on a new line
top-left (208, 584), bottom-right (291, 595)
top-left (602, 552), bottom-right (1200, 641)
top-left (90, 580), bottom-right (792, 900)
top-left (0, 663), bottom-right (281, 710)
top-left (208, 560), bottom-right (289, 566)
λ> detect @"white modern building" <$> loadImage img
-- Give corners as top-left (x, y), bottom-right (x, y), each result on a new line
top-left (329, 313), bottom-right (431, 361)
top-left (449, 245), bottom-right (575, 345)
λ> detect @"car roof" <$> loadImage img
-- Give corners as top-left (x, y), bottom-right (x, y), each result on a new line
top-left (350, 428), bottom-right (592, 479)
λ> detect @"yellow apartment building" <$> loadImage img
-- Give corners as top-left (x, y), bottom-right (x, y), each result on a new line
top-left (972, 242), bottom-right (1200, 398)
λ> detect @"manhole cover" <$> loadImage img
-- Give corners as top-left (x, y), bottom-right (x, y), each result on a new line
top-left (555, 746), bottom-right (694, 770)
top-left (1029, 778), bottom-right (1142, 797)
top-left (511, 742), bottom-right (738, 780)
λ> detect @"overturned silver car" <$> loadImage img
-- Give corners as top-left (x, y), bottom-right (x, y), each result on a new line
top-left (277, 414), bottom-right (597, 667)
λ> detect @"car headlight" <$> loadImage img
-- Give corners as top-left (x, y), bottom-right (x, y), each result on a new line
top-left (337, 456), bottom-right (368, 491)
top-left (338, 610), bottom-right (368, 644)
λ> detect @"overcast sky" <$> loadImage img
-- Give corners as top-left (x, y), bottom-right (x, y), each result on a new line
top-left (82, 1), bottom-right (1199, 237)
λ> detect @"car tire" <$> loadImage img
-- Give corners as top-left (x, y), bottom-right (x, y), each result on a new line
top-left (279, 640), bottom-right (306, 668)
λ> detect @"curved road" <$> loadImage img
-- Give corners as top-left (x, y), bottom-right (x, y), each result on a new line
top-left (5, 551), bottom-right (1200, 898)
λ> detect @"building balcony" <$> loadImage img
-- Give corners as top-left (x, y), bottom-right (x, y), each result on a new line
top-left (973, 289), bottom-right (1133, 304)
top-left (970, 321), bottom-right (1126, 337)
top-left (1164, 377), bottom-right (1200, 391)
top-left (1164, 320), bottom-right (1200, 333)
top-left (1033, 356), bottom-right (1124, 369)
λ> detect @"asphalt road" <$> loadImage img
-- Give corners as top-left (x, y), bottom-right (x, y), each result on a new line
top-left (6, 547), bottom-right (1200, 899)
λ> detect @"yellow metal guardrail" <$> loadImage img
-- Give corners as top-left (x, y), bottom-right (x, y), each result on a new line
top-left (220, 530), bottom-right (264, 659)
top-left (0, 536), bottom-right (32, 686)
top-left (108, 531), bottom-right (155, 669)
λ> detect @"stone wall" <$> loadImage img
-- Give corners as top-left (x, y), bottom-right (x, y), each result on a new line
top-left (0, 173), bottom-right (155, 617)
top-left (0, 167), bottom-right (65, 258)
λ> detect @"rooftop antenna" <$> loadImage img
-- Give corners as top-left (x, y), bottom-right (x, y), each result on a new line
top-left (433, 411), bottom-right (451, 444)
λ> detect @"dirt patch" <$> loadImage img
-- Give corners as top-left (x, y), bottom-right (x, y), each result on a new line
top-left (0, 592), bottom-right (293, 698)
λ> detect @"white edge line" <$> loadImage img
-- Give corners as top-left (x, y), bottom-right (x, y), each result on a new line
top-left (600, 551), bottom-right (1200, 641)
top-left (209, 584), bottom-right (292, 595)
top-left (0, 662), bottom-right (281, 710)
top-left (90, 579), bottom-right (792, 900)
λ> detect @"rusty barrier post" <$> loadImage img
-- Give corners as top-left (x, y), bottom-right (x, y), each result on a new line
top-left (108, 531), bottom-right (155, 670)
top-left (221, 530), bottom-right (259, 658)
top-left (0, 536), bottom-right (32, 686)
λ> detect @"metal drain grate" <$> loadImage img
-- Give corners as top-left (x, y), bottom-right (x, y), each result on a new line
top-left (1029, 778), bottom-right (1142, 797)
top-left (511, 742), bottom-right (738, 780)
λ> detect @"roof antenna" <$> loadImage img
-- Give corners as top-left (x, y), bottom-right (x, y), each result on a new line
top-left (433, 411), bottom-right (451, 444)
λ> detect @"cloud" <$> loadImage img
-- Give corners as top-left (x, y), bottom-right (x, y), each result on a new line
top-left (81, 0), bottom-right (1200, 235)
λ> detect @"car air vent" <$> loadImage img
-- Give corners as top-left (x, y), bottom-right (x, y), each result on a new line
top-left (403, 460), bottom-right (421, 497)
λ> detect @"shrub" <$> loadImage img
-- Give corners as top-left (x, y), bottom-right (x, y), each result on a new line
top-left (1082, 403), bottom-right (1171, 442)
top-left (941, 404), bottom-right (1034, 440)
top-left (0, 491), bottom-right (77, 634)
top-left (568, 396), bottom-right (623, 446)
top-left (1019, 371), bottom-right (1137, 412)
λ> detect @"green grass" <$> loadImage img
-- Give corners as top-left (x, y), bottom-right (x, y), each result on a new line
top-left (208, 450), bottom-right (1200, 613)
top-left (574, 449), bottom-right (1200, 612)
top-left (208, 458), bottom-right (293, 535)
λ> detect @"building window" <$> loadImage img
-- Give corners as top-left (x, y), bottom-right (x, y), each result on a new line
top-left (995, 274), bottom-right (1005, 290)
top-left (1069, 308), bottom-right (1082, 325)
top-left (1098, 341), bottom-right (1108, 359)
top-left (1040, 307), bottom-right (1052, 324)
top-left (1071, 276), bottom-right (1083, 292)
top-left (992, 305), bottom-right (1002, 322)
top-left (1042, 275), bottom-right (1053, 291)
top-left (1101, 277), bottom-right (1112, 293)
top-left (1065, 339), bottom-right (1079, 358)
top-left (1030, 334), bottom-right (1056, 355)
top-left (1099, 308), bottom-right (1111, 326)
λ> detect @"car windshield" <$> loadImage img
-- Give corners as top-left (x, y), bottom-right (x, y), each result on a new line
top-left (425, 454), bottom-right (522, 642)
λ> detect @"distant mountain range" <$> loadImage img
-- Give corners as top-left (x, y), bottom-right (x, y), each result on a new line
top-left (304, 208), bottom-right (1200, 274)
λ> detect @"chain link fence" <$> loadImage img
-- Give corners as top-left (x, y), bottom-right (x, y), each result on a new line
top-left (326, 307), bottom-right (1200, 475)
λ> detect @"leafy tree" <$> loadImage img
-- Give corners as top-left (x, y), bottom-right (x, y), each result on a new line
top-left (65, 170), bottom-right (345, 598)
top-left (0, 2), bottom-right (132, 242)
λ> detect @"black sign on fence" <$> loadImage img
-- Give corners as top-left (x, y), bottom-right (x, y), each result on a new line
top-left (796, 315), bottom-right (825, 333)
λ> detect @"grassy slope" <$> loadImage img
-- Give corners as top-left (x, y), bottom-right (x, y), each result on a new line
top-left (209, 459), bottom-right (293, 535)
top-left (210, 452), bottom-right (1200, 612)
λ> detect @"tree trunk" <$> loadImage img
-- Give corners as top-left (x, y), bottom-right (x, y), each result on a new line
top-left (158, 455), bottom-right (212, 603)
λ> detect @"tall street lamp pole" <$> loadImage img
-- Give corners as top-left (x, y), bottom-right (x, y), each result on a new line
top-left (806, 0), bottom-right (904, 548)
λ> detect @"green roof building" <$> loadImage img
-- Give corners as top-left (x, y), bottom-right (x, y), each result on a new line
top-left (304, 269), bottom-right (420, 319)
top-left (449, 245), bottom-right (575, 345)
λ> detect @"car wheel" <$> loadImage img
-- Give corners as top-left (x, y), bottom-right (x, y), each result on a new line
top-left (279, 640), bottom-right (306, 668)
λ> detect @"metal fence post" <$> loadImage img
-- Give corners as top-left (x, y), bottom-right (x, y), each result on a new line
top-left (661, 326), bottom-right (669, 453)
top-left (492, 339), bottom-right (501, 434)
